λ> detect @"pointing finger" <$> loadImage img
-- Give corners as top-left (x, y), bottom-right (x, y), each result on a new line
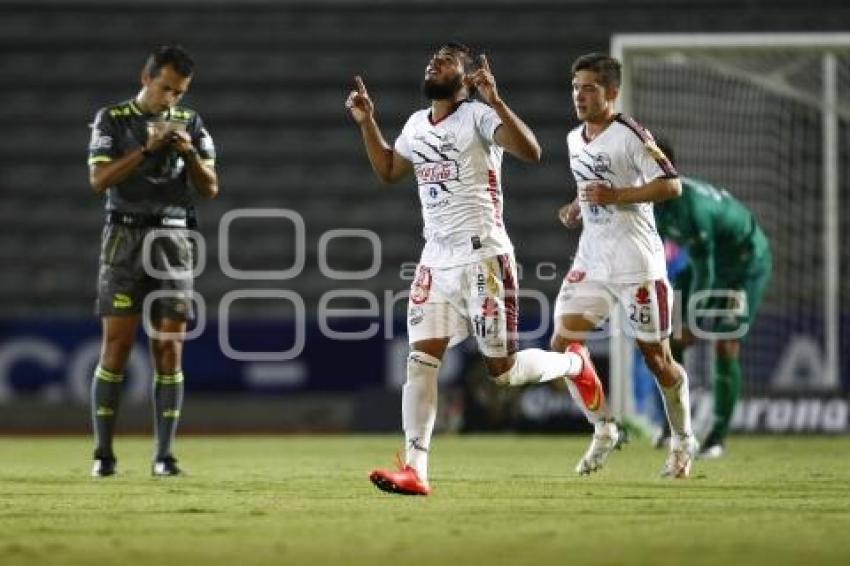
top-left (345, 90), bottom-right (357, 108)
top-left (354, 75), bottom-right (368, 96)
top-left (479, 54), bottom-right (491, 72)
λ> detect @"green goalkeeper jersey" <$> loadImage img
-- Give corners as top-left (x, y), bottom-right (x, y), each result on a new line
top-left (654, 176), bottom-right (770, 295)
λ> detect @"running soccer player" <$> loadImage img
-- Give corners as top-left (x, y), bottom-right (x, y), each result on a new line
top-left (653, 140), bottom-right (772, 458)
top-left (346, 43), bottom-right (593, 495)
top-left (553, 53), bottom-right (697, 478)
top-left (87, 45), bottom-right (218, 477)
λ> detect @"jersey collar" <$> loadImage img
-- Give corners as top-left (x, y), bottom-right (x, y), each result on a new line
top-left (130, 99), bottom-right (171, 119)
top-left (581, 113), bottom-right (617, 143)
top-left (428, 99), bottom-right (469, 126)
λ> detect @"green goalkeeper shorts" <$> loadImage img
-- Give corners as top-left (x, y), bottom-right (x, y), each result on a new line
top-left (674, 232), bottom-right (772, 338)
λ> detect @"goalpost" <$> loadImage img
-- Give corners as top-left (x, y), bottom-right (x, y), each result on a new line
top-left (609, 33), bottom-right (850, 431)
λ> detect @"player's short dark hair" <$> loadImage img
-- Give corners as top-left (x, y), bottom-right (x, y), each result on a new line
top-left (571, 53), bottom-right (621, 89)
top-left (143, 45), bottom-right (195, 78)
top-left (438, 41), bottom-right (476, 74)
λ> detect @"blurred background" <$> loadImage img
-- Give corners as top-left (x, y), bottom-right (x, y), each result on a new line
top-left (0, 0), bottom-right (848, 436)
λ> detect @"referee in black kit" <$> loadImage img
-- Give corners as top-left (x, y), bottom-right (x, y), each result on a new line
top-left (86, 45), bottom-right (218, 477)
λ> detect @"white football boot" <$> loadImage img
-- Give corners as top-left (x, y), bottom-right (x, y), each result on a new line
top-left (661, 435), bottom-right (698, 478)
top-left (575, 421), bottom-right (619, 475)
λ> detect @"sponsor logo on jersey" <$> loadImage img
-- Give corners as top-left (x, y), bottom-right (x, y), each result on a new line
top-left (592, 152), bottom-right (612, 174)
top-left (434, 131), bottom-right (458, 153)
top-left (635, 286), bottom-right (651, 305)
top-left (89, 129), bottom-right (112, 151)
top-left (415, 161), bottom-right (459, 184)
top-left (113, 293), bottom-right (132, 309)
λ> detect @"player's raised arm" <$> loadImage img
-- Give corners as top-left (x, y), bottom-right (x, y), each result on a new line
top-left (467, 55), bottom-right (541, 163)
top-left (346, 75), bottom-right (412, 184)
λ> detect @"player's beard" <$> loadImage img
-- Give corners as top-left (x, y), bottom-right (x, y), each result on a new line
top-left (422, 74), bottom-right (464, 100)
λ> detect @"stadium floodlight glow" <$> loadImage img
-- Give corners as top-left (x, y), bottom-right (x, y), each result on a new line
top-left (219, 208), bottom-right (306, 280)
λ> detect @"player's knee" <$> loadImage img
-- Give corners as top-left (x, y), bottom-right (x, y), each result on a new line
top-left (407, 350), bottom-right (441, 375)
top-left (410, 339), bottom-right (448, 360)
top-left (103, 333), bottom-right (134, 359)
top-left (151, 339), bottom-right (184, 366)
top-left (643, 349), bottom-right (674, 379)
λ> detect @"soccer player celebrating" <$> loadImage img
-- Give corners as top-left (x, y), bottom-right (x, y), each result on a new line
top-left (87, 45), bottom-right (218, 477)
top-left (553, 53), bottom-right (697, 478)
top-left (653, 140), bottom-right (772, 459)
top-left (346, 43), bottom-right (592, 495)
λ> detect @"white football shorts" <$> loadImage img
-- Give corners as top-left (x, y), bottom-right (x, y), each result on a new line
top-left (407, 254), bottom-right (519, 358)
top-left (553, 271), bottom-right (673, 343)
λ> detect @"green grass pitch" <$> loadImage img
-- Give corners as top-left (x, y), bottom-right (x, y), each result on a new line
top-left (1, 435), bottom-right (849, 566)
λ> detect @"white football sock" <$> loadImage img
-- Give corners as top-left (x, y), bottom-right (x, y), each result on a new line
top-left (494, 348), bottom-right (582, 387)
top-left (403, 351), bottom-right (441, 483)
top-left (658, 367), bottom-right (693, 439)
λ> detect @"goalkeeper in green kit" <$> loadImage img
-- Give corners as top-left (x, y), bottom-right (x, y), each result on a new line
top-left (653, 140), bottom-right (772, 458)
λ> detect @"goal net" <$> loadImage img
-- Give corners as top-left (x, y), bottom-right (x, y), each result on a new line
top-left (610, 34), bottom-right (850, 433)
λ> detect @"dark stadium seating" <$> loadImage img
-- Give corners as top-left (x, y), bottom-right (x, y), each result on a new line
top-left (1, 0), bottom-right (847, 317)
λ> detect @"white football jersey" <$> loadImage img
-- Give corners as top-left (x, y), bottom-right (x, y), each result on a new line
top-left (395, 99), bottom-right (513, 268)
top-left (567, 114), bottom-right (677, 283)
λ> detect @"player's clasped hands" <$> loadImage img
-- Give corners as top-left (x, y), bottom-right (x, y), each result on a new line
top-left (345, 75), bottom-right (374, 124)
top-left (145, 124), bottom-right (191, 154)
top-left (145, 126), bottom-right (173, 152)
top-left (169, 130), bottom-right (194, 155)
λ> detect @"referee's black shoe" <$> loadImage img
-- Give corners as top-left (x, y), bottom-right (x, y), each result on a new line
top-left (152, 455), bottom-right (183, 477)
top-left (91, 450), bottom-right (117, 478)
